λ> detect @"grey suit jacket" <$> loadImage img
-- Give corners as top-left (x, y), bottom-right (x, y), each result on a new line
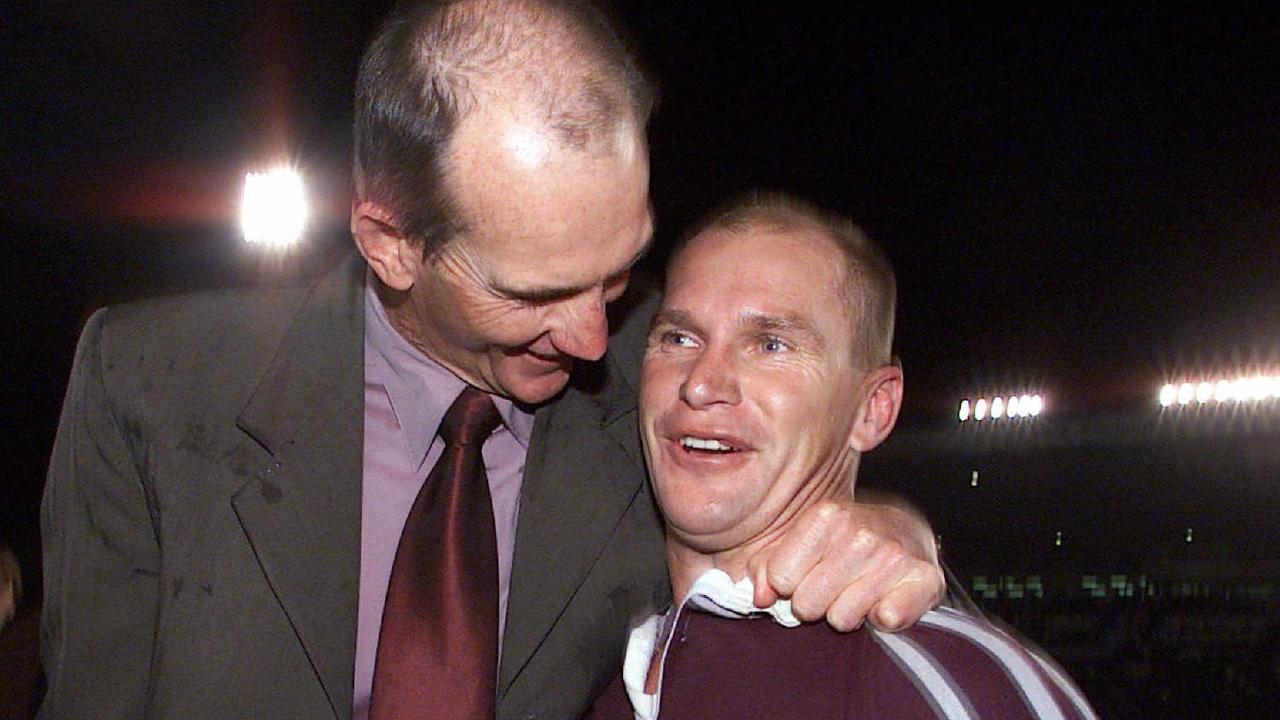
top-left (39, 254), bottom-right (670, 720)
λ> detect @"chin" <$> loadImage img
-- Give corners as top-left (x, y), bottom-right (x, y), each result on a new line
top-left (660, 497), bottom-right (746, 546)
top-left (497, 366), bottom-right (572, 404)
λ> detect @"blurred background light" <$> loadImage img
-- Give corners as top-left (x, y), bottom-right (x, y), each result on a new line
top-left (1028, 394), bottom-right (1043, 416)
top-left (241, 168), bottom-right (307, 247)
top-left (1160, 374), bottom-right (1280, 408)
top-left (958, 391), bottom-right (1043, 422)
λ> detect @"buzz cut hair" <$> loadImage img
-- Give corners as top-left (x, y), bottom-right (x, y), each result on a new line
top-left (674, 191), bottom-right (897, 368)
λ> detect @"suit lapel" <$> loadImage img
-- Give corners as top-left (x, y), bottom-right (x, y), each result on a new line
top-left (232, 256), bottom-right (366, 720)
top-left (497, 289), bottom-right (656, 697)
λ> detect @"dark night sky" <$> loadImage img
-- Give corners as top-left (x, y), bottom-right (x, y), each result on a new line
top-left (3, 2), bottom-right (1279, 573)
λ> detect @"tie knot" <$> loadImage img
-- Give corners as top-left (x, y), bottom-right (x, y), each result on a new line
top-left (439, 387), bottom-right (501, 447)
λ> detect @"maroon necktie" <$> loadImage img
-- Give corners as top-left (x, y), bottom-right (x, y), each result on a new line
top-left (370, 387), bottom-right (502, 720)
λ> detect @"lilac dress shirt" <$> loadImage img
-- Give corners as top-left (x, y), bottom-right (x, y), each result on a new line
top-left (353, 280), bottom-right (535, 720)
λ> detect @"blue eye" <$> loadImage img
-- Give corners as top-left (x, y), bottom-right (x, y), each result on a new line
top-left (761, 336), bottom-right (788, 353)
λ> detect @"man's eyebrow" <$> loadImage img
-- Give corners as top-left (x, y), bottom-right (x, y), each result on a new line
top-left (649, 309), bottom-right (826, 348)
top-left (649, 308), bottom-right (694, 331)
top-left (493, 240), bottom-right (653, 304)
top-left (743, 312), bottom-right (827, 349)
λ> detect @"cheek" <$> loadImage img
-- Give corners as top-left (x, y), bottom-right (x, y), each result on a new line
top-left (640, 358), bottom-right (685, 404)
top-left (465, 301), bottom-right (551, 347)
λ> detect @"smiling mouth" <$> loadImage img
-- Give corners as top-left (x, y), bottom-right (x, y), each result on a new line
top-left (679, 436), bottom-right (741, 453)
top-left (519, 347), bottom-right (572, 368)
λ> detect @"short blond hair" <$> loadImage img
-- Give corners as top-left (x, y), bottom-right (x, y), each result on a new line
top-left (674, 191), bottom-right (896, 368)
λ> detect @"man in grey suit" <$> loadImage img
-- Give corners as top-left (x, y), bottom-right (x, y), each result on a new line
top-left (39, 1), bottom-right (945, 718)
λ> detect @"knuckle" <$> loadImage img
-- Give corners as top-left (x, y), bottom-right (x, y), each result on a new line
top-left (768, 563), bottom-right (800, 594)
top-left (790, 591), bottom-right (824, 622)
top-left (849, 525), bottom-right (882, 554)
top-left (876, 543), bottom-right (909, 573)
top-left (811, 501), bottom-right (850, 526)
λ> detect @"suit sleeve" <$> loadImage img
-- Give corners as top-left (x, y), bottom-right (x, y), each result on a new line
top-left (39, 308), bottom-right (162, 719)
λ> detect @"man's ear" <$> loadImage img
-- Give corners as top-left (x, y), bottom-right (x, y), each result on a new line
top-left (351, 200), bottom-right (417, 292)
top-left (848, 359), bottom-right (904, 453)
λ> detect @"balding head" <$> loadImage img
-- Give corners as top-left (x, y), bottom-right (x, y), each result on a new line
top-left (354, 0), bottom-right (654, 256)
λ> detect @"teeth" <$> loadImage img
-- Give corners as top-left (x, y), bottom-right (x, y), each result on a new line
top-left (680, 436), bottom-right (735, 452)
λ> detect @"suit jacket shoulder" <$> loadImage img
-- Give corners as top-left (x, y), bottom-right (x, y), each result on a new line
top-left (42, 255), bottom-right (367, 720)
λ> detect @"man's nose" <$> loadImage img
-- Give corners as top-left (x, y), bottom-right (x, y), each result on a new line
top-left (549, 290), bottom-right (609, 361)
top-left (679, 345), bottom-right (741, 409)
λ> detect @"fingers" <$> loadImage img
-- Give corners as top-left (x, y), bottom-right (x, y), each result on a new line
top-left (819, 545), bottom-right (907, 631)
top-left (746, 498), bottom-right (946, 632)
top-left (867, 560), bottom-right (946, 631)
top-left (749, 503), bottom-right (852, 611)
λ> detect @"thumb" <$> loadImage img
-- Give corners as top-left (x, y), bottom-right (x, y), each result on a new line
top-left (748, 547), bottom-right (780, 608)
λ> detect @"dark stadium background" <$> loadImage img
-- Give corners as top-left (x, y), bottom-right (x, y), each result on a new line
top-left (3, 3), bottom-right (1278, 717)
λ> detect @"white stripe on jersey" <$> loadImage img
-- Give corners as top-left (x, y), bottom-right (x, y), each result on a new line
top-left (1028, 648), bottom-right (1100, 720)
top-left (872, 630), bottom-right (975, 720)
top-left (919, 608), bottom-right (1068, 720)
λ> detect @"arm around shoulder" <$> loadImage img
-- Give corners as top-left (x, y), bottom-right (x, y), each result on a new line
top-left (40, 308), bottom-right (162, 719)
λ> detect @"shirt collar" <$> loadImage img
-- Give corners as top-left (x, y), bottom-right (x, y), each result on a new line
top-left (621, 569), bottom-right (799, 720)
top-left (681, 568), bottom-right (800, 626)
top-left (363, 275), bottom-right (535, 468)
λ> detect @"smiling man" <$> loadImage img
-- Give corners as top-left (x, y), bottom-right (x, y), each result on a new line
top-left (588, 193), bottom-right (1098, 719)
top-left (40, 3), bottom-right (945, 720)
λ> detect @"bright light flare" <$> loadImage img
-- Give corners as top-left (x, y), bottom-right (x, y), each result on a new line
top-left (1006, 395), bottom-right (1021, 417)
top-left (1196, 382), bottom-right (1213, 404)
top-left (1160, 374), bottom-right (1280, 408)
top-left (242, 168), bottom-right (307, 247)
top-left (958, 392), bottom-right (1043, 422)
top-left (1177, 383), bottom-right (1194, 405)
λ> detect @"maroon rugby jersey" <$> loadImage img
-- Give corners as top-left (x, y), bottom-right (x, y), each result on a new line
top-left (585, 606), bottom-right (1096, 720)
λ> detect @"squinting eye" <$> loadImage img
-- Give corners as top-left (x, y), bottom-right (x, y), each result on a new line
top-left (658, 330), bottom-right (696, 348)
top-left (760, 336), bottom-right (788, 353)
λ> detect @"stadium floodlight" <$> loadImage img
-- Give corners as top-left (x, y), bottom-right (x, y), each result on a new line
top-left (242, 168), bottom-right (307, 247)
top-left (1006, 394), bottom-right (1021, 417)
top-left (1196, 382), bottom-right (1213, 404)
top-left (1177, 382), bottom-right (1194, 405)
top-left (1160, 374), bottom-right (1280, 408)
top-left (958, 391), bottom-right (1044, 422)
top-left (1027, 394), bottom-right (1043, 416)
